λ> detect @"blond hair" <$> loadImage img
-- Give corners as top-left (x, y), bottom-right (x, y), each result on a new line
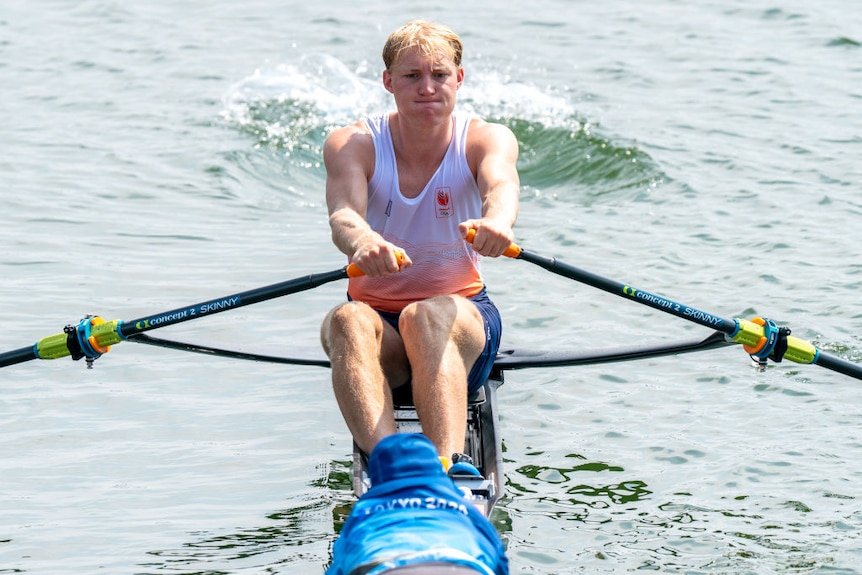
top-left (382, 20), bottom-right (463, 71)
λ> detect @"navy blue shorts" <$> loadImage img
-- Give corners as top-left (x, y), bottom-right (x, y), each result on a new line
top-left (372, 287), bottom-right (501, 395)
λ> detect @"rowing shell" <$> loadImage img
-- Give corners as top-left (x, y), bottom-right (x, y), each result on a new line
top-left (127, 329), bottom-right (733, 517)
top-left (352, 372), bottom-right (505, 518)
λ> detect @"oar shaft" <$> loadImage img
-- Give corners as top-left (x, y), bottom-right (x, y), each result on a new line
top-left (815, 352), bottom-right (862, 380)
top-left (516, 249), bottom-right (739, 334)
top-left (1, 266), bottom-right (351, 368)
top-left (505, 244), bottom-right (861, 381)
top-left (119, 268), bottom-right (349, 338)
top-left (0, 346), bottom-right (39, 368)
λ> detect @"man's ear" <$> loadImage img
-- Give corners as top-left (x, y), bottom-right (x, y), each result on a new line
top-left (383, 70), bottom-right (394, 93)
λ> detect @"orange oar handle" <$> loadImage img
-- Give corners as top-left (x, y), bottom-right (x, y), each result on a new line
top-left (464, 228), bottom-right (522, 258)
top-left (345, 251), bottom-right (407, 278)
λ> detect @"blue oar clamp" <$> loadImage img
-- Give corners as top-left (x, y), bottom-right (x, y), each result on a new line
top-left (66, 315), bottom-right (111, 369)
top-left (742, 317), bottom-right (790, 367)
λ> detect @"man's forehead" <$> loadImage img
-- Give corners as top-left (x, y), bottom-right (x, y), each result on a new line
top-left (391, 48), bottom-right (458, 70)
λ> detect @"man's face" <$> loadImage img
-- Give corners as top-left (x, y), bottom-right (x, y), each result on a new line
top-left (383, 46), bottom-right (464, 120)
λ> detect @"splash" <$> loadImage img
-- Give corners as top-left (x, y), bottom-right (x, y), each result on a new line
top-left (221, 54), bottom-right (664, 204)
top-left (221, 54), bottom-right (388, 156)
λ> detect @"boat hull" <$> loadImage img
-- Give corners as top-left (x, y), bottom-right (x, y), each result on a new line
top-left (352, 373), bottom-right (505, 517)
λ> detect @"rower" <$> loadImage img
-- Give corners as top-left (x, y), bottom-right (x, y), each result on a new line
top-left (319, 19), bottom-right (520, 468)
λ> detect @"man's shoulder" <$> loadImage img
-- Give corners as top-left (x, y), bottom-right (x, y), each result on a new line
top-left (329, 112), bottom-right (392, 140)
top-left (324, 120), bottom-right (375, 159)
top-left (465, 117), bottom-right (518, 155)
top-left (328, 120), bottom-right (373, 142)
top-left (467, 117), bottom-right (514, 138)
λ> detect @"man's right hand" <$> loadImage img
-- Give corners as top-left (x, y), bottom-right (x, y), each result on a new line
top-left (351, 242), bottom-right (411, 277)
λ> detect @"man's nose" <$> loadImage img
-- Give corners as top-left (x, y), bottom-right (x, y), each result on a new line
top-left (418, 75), bottom-right (435, 94)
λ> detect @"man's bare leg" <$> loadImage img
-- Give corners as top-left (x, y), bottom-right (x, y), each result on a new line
top-left (321, 301), bottom-right (410, 454)
top-left (399, 295), bottom-right (486, 460)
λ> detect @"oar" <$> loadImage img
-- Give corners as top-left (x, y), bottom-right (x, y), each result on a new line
top-left (492, 329), bottom-right (731, 370)
top-left (126, 328), bottom-right (731, 369)
top-left (0, 263), bottom-right (366, 369)
top-left (467, 230), bottom-right (862, 381)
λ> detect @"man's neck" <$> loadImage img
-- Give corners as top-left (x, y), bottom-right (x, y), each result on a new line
top-left (389, 112), bottom-right (453, 163)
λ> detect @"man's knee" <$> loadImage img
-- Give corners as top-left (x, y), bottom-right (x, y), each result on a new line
top-left (321, 301), bottom-right (379, 353)
top-left (399, 297), bottom-right (484, 352)
top-left (400, 296), bottom-right (460, 331)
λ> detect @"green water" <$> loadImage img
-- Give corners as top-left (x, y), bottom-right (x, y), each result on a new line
top-left (2, 1), bottom-right (861, 573)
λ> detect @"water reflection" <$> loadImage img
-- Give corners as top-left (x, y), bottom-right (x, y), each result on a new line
top-left (501, 448), bottom-right (861, 572)
top-left (138, 457), bottom-right (516, 573)
top-left (139, 460), bottom-right (355, 574)
top-left (136, 445), bottom-right (860, 574)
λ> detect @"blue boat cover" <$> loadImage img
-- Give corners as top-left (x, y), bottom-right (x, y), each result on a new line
top-left (327, 433), bottom-right (508, 575)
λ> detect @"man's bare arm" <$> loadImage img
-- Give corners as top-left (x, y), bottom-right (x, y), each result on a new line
top-left (324, 124), bottom-right (411, 276)
top-left (461, 120), bottom-right (520, 257)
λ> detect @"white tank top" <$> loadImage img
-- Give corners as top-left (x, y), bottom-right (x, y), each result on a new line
top-left (347, 112), bottom-right (484, 312)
